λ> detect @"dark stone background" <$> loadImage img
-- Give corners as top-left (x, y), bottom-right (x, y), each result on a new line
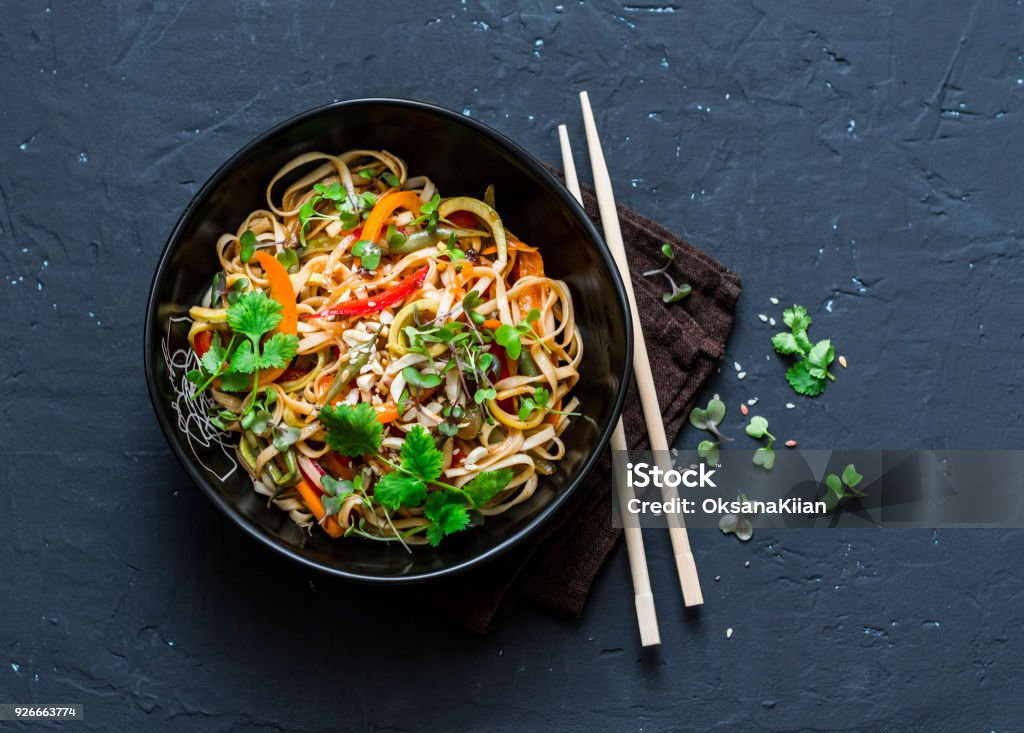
top-left (2, 1), bottom-right (1022, 730)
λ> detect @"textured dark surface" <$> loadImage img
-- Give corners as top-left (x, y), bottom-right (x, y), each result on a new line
top-left (2, 1), bottom-right (1022, 731)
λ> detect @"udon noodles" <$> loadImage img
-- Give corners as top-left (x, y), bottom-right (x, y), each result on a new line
top-left (187, 149), bottom-right (582, 547)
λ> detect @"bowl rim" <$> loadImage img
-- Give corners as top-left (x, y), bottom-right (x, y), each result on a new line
top-left (143, 97), bottom-right (633, 584)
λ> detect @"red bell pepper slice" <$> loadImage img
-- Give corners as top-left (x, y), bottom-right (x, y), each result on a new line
top-left (302, 266), bottom-right (428, 319)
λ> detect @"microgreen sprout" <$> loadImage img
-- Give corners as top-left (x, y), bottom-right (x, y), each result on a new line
top-left (643, 242), bottom-right (692, 303)
top-left (494, 308), bottom-right (542, 360)
top-left (351, 239), bottom-right (382, 270)
top-left (744, 415), bottom-right (776, 470)
top-left (823, 463), bottom-right (864, 511)
top-left (413, 193), bottom-right (441, 232)
top-left (689, 398), bottom-right (732, 466)
top-left (719, 493), bottom-right (754, 541)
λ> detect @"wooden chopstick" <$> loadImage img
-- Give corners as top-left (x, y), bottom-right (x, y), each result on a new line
top-left (578, 91), bottom-right (705, 608)
top-left (558, 125), bottom-right (661, 647)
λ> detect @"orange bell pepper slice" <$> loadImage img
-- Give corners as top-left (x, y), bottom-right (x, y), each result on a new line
top-left (360, 191), bottom-right (423, 245)
top-left (513, 246), bottom-right (545, 334)
top-left (254, 251), bottom-right (298, 386)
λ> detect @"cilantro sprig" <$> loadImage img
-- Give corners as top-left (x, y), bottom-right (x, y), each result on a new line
top-left (187, 290), bottom-right (298, 413)
top-left (771, 304), bottom-right (836, 397)
top-left (317, 403), bottom-right (514, 545)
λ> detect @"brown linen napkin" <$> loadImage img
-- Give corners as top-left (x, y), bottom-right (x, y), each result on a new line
top-left (422, 178), bottom-right (741, 633)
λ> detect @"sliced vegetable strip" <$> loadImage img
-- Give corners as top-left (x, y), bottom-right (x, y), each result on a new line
top-left (302, 266), bottom-right (428, 319)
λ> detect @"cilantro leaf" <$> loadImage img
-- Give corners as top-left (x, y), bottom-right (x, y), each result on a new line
top-left (260, 332), bottom-right (298, 369)
top-left (218, 371), bottom-right (251, 392)
top-left (807, 339), bottom-right (834, 370)
top-left (374, 471), bottom-right (426, 510)
top-left (319, 402), bottom-right (383, 456)
top-left (227, 291), bottom-right (282, 343)
top-left (463, 468), bottom-right (513, 507)
top-left (401, 426), bottom-right (444, 483)
top-left (771, 332), bottom-right (803, 356)
top-left (783, 304), bottom-right (811, 333)
top-left (200, 333), bottom-right (228, 374)
top-left (786, 362), bottom-right (826, 396)
top-left (424, 492), bottom-right (470, 546)
top-left (230, 340), bottom-right (259, 374)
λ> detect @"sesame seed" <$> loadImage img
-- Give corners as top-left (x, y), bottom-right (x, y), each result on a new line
top-left (769, 317), bottom-right (776, 326)
top-left (744, 560), bottom-right (750, 567)
top-left (839, 355), bottom-right (848, 368)
top-left (740, 404), bottom-right (749, 415)
top-left (758, 314), bottom-right (768, 322)
top-left (747, 397), bottom-right (759, 405)
top-left (737, 371), bottom-right (747, 380)
top-left (726, 628), bottom-right (734, 639)
top-left (786, 402), bottom-right (795, 409)
top-left (785, 439), bottom-right (797, 448)
top-left (770, 297), bottom-right (779, 305)
top-left (734, 361), bottom-right (742, 372)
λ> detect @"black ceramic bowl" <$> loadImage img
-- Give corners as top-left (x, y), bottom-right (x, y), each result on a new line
top-left (145, 99), bottom-right (632, 583)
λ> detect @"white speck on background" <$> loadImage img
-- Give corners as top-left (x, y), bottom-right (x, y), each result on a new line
top-left (847, 118), bottom-right (856, 133)
top-left (10, 663), bottom-right (19, 672)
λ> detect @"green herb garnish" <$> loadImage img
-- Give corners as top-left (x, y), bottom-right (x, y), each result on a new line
top-left (823, 463), bottom-right (864, 511)
top-left (413, 193), bottom-right (441, 232)
top-left (643, 242), bottom-right (692, 303)
top-left (494, 308), bottom-right (540, 360)
top-left (239, 230), bottom-right (258, 263)
top-left (351, 239), bottom-right (382, 270)
top-left (771, 304), bottom-right (836, 397)
top-left (744, 415), bottom-right (776, 470)
top-left (689, 397), bottom-right (731, 465)
top-left (317, 404), bottom-right (515, 545)
top-left (187, 291), bottom-right (298, 414)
